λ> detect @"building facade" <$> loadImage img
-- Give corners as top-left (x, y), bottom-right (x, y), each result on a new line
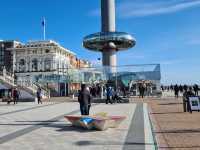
top-left (10, 40), bottom-right (90, 96)
top-left (0, 40), bottom-right (20, 72)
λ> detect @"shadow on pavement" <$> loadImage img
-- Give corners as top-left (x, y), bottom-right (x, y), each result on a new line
top-left (151, 111), bottom-right (184, 115)
top-left (160, 146), bottom-right (200, 149)
top-left (74, 140), bottom-right (155, 146)
top-left (0, 122), bottom-right (98, 133)
top-left (159, 102), bottom-right (182, 105)
top-left (155, 128), bottom-right (200, 134)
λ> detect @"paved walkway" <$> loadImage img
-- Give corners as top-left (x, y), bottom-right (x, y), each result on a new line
top-left (0, 101), bottom-right (155, 150)
top-left (146, 97), bottom-right (200, 150)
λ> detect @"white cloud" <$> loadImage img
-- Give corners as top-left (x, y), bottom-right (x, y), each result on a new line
top-left (89, 0), bottom-right (200, 18)
top-left (160, 59), bottom-right (184, 65)
top-left (119, 0), bottom-right (200, 17)
top-left (187, 39), bottom-right (200, 45)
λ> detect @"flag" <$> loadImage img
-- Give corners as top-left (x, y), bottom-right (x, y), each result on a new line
top-left (42, 18), bottom-right (45, 27)
top-left (42, 17), bottom-right (46, 40)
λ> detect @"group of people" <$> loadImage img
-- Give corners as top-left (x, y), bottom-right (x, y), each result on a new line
top-left (161, 84), bottom-right (199, 98)
top-left (105, 86), bottom-right (121, 104)
top-left (77, 84), bottom-right (123, 115)
top-left (183, 87), bottom-right (197, 113)
top-left (7, 87), bottom-right (20, 104)
top-left (138, 83), bottom-right (152, 98)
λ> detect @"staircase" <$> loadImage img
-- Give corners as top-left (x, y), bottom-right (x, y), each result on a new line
top-left (0, 71), bottom-right (50, 100)
top-left (0, 71), bottom-right (15, 87)
top-left (17, 80), bottom-right (50, 99)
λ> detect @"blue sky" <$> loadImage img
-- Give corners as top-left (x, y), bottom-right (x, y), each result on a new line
top-left (0, 0), bottom-right (200, 85)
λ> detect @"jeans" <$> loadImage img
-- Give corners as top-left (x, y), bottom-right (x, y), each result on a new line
top-left (80, 105), bottom-right (89, 115)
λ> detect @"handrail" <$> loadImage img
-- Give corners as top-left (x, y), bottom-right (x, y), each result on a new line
top-left (17, 80), bottom-right (50, 98)
top-left (0, 70), bottom-right (50, 98)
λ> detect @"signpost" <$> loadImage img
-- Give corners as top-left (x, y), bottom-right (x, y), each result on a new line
top-left (189, 97), bottom-right (200, 111)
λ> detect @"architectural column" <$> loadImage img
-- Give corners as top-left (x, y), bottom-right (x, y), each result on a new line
top-left (101, 0), bottom-right (117, 68)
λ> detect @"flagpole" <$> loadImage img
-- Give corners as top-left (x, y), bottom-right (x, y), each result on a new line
top-left (43, 17), bottom-right (46, 40)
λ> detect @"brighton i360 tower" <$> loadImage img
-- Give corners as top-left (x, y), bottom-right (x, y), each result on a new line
top-left (83, 0), bottom-right (136, 72)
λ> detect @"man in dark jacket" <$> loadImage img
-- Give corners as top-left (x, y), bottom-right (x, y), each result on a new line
top-left (183, 87), bottom-right (195, 113)
top-left (78, 84), bottom-right (92, 115)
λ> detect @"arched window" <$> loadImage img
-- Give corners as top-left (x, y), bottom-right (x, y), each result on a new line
top-left (19, 59), bottom-right (26, 72)
top-left (32, 58), bottom-right (38, 71)
top-left (44, 58), bottom-right (51, 71)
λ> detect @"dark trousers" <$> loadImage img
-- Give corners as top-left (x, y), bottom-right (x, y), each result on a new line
top-left (186, 100), bottom-right (192, 113)
top-left (80, 104), bottom-right (89, 115)
top-left (38, 97), bottom-right (42, 104)
top-left (13, 97), bottom-right (17, 104)
top-left (183, 99), bottom-right (187, 112)
top-left (106, 95), bottom-right (112, 104)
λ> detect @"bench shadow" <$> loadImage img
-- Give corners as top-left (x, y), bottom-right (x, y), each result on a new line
top-left (14, 120), bottom-right (99, 133)
top-left (0, 120), bottom-right (99, 133)
top-left (47, 123), bottom-right (98, 133)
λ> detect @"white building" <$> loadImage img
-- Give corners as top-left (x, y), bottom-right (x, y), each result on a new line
top-left (10, 40), bottom-right (81, 96)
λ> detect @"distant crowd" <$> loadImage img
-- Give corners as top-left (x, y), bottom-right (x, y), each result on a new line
top-left (161, 84), bottom-right (199, 98)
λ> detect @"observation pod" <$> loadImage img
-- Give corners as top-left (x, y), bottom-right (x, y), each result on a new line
top-left (83, 32), bottom-right (136, 52)
top-left (83, 0), bottom-right (136, 72)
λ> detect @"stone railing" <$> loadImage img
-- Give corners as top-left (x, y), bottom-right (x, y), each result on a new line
top-left (17, 80), bottom-right (50, 98)
top-left (0, 71), bottom-right (15, 86)
top-left (0, 70), bottom-right (50, 99)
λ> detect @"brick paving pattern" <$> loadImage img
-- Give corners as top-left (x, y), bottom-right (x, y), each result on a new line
top-left (145, 97), bottom-right (200, 150)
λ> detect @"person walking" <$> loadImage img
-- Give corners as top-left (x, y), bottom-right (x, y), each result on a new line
top-left (15, 88), bottom-right (20, 104)
top-left (37, 88), bottom-right (42, 104)
top-left (106, 86), bottom-right (113, 104)
top-left (146, 85), bottom-right (152, 97)
top-left (139, 83), bottom-right (145, 98)
top-left (174, 84), bottom-right (179, 98)
top-left (185, 87), bottom-right (195, 113)
top-left (12, 88), bottom-right (18, 104)
top-left (78, 84), bottom-right (92, 115)
top-left (193, 84), bottom-right (199, 96)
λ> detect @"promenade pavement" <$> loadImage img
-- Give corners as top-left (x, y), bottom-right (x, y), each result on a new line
top-left (0, 100), bottom-right (155, 150)
top-left (143, 97), bottom-right (200, 150)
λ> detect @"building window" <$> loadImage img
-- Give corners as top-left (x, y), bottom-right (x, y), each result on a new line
top-left (19, 59), bottom-right (25, 66)
top-left (32, 58), bottom-right (38, 71)
top-left (19, 59), bottom-right (26, 72)
top-left (32, 50), bottom-right (37, 54)
top-left (44, 58), bottom-right (51, 71)
top-left (45, 49), bottom-right (50, 53)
